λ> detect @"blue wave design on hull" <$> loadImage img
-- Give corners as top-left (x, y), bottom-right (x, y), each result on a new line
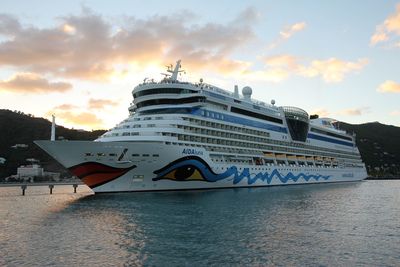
top-left (219, 167), bottom-right (331, 185)
top-left (153, 157), bottom-right (331, 185)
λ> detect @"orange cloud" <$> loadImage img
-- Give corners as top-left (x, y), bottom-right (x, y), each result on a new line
top-left (390, 110), bottom-right (400, 116)
top-left (298, 58), bottom-right (368, 83)
top-left (254, 55), bottom-right (368, 83)
top-left (54, 104), bottom-right (79, 110)
top-left (88, 98), bottom-right (118, 109)
top-left (370, 26), bottom-right (389, 45)
top-left (0, 73), bottom-right (72, 93)
top-left (55, 111), bottom-right (103, 129)
top-left (280, 22), bottom-right (307, 39)
top-left (370, 3), bottom-right (400, 46)
top-left (0, 8), bottom-right (257, 80)
top-left (268, 22), bottom-right (306, 49)
top-left (264, 55), bottom-right (298, 69)
top-left (310, 109), bottom-right (330, 118)
top-left (62, 24), bottom-right (76, 34)
top-left (384, 3), bottom-right (400, 34)
top-left (377, 80), bottom-right (400, 93)
top-left (338, 107), bottom-right (370, 116)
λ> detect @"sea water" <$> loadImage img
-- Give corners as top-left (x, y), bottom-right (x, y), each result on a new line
top-left (0, 181), bottom-right (399, 266)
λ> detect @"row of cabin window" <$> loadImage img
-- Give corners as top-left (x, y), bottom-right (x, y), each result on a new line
top-left (174, 133), bottom-right (361, 161)
top-left (85, 153), bottom-right (159, 157)
top-left (113, 117), bottom-right (164, 129)
top-left (178, 125), bottom-right (270, 144)
top-left (183, 117), bottom-right (359, 157)
top-left (183, 117), bottom-right (270, 137)
top-left (162, 141), bottom-right (363, 165)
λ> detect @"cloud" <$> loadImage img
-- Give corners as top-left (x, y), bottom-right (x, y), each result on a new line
top-left (0, 73), bottom-right (72, 93)
top-left (0, 14), bottom-right (21, 36)
top-left (384, 3), bottom-right (400, 34)
top-left (377, 80), bottom-right (400, 93)
top-left (370, 3), bottom-right (400, 46)
top-left (338, 107), bottom-right (370, 116)
top-left (264, 55), bottom-right (298, 69)
top-left (280, 22), bottom-right (306, 39)
top-left (268, 22), bottom-right (306, 49)
top-left (48, 99), bottom-right (118, 128)
top-left (310, 109), bottom-right (330, 117)
top-left (390, 110), bottom-right (400, 116)
top-left (370, 26), bottom-right (389, 45)
top-left (298, 58), bottom-right (368, 83)
top-left (55, 111), bottom-right (103, 128)
top-left (0, 8), bottom-right (257, 80)
top-left (62, 23), bottom-right (76, 34)
top-left (53, 104), bottom-right (79, 110)
top-left (88, 98), bottom-right (118, 109)
top-left (254, 55), bottom-right (368, 83)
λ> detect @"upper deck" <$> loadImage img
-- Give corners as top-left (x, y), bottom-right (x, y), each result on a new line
top-left (130, 60), bottom-right (353, 140)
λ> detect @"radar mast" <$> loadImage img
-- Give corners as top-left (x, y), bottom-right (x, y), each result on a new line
top-left (168, 60), bottom-right (183, 81)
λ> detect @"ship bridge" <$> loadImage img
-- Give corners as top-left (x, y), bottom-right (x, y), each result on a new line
top-left (282, 106), bottom-right (309, 142)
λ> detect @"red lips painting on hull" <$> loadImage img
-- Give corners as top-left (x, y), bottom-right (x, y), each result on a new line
top-left (69, 162), bottom-right (136, 188)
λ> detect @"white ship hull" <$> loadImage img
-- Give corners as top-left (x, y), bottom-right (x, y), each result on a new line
top-left (35, 140), bottom-right (367, 193)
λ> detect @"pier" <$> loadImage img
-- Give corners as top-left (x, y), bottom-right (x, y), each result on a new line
top-left (0, 182), bottom-right (83, 195)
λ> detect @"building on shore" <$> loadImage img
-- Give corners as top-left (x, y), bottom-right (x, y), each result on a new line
top-left (6, 164), bottom-right (60, 182)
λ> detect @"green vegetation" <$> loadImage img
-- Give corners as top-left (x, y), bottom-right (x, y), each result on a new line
top-left (0, 109), bottom-right (105, 181)
top-left (340, 122), bottom-right (400, 177)
top-left (0, 109), bottom-right (399, 180)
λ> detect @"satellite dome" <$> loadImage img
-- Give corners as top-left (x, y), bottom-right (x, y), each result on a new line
top-left (242, 86), bottom-right (252, 99)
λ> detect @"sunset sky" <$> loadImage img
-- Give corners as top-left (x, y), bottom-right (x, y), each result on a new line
top-left (1, 0), bottom-right (399, 130)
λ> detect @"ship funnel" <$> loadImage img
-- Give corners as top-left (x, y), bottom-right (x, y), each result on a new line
top-left (234, 85), bottom-right (239, 97)
top-left (51, 115), bottom-right (55, 141)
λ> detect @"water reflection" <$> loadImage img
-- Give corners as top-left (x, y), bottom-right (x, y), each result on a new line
top-left (51, 182), bottom-right (364, 266)
top-left (4, 181), bottom-right (399, 266)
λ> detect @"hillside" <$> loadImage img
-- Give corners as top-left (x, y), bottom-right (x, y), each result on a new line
top-left (0, 109), bottom-right (399, 180)
top-left (0, 109), bottom-right (106, 180)
top-left (340, 122), bottom-right (400, 177)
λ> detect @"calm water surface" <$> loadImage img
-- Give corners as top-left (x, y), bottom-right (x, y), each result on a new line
top-left (1, 181), bottom-right (400, 266)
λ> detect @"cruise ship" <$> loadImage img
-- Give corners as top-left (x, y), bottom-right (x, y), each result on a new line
top-left (36, 60), bottom-right (367, 193)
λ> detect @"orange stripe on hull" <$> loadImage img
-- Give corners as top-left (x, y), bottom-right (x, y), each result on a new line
top-left (68, 162), bottom-right (136, 189)
top-left (82, 171), bottom-right (126, 188)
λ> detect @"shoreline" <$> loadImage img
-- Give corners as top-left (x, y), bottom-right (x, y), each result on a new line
top-left (366, 177), bottom-right (400, 180)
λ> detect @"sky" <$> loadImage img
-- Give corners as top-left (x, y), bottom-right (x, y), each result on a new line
top-left (0, 0), bottom-right (399, 130)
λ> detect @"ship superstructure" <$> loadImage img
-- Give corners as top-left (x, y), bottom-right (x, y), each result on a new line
top-left (36, 60), bottom-right (367, 193)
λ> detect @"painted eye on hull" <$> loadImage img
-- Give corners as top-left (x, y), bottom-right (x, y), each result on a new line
top-left (162, 165), bottom-right (204, 181)
top-left (152, 156), bottom-right (219, 182)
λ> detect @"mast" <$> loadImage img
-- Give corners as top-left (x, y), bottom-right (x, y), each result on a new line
top-left (51, 115), bottom-right (55, 141)
top-left (168, 60), bottom-right (182, 81)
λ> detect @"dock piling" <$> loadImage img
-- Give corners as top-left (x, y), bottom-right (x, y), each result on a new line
top-left (21, 184), bottom-right (27, 196)
top-left (49, 184), bottom-right (54, 194)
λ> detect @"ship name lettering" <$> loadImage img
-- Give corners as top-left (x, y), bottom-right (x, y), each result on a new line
top-left (182, 148), bottom-right (203, 155)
